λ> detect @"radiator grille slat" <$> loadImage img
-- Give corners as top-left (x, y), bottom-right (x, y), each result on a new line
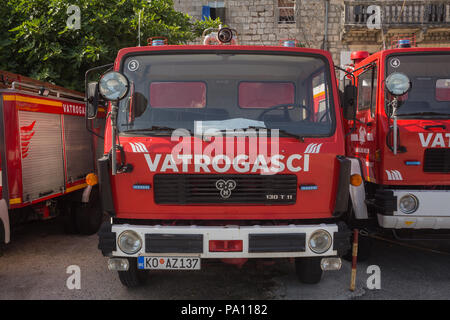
top-left (424, 149), bottom-right (450, 173)
top-left (154, 174), bottom-right (297, 204)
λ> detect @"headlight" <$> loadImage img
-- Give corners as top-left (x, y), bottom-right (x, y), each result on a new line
top-left (99, 71), bottom-right (129, 101)
top-left (308, 230), bottom-right (332, 254)
top-left (399, 194), bottom-right (419, 214)
top-left (118, 230), bottom-right (142, 254)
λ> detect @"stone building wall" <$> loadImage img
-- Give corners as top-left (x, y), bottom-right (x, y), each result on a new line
top-left (173, 0), bottom-right (450, 68)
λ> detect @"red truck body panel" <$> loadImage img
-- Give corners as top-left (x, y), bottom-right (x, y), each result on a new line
top-left (347, 47), bottom-right (450, 187)
top-left (0, 73), bottom-right (93, 210)
top-left (103, 45), bottom-right (346, 221)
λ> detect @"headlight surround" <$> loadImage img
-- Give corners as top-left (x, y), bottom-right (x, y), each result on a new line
top-left (385, 72), bottom-right (411, 96)
top-left (118, 230), bottom-right (142, 255)
top-left (99, 71), bottom-right (129, 101)
top-left (399, 194), bottom-right (419, 214)
top-left (308, 230), bottom-right (332, 254)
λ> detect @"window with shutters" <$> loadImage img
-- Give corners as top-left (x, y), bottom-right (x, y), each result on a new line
top-left (278, 0), bottom-right (296, 24)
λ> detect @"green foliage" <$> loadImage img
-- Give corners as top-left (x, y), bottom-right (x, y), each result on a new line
top-left (0, 0), bottom-right (221, 91)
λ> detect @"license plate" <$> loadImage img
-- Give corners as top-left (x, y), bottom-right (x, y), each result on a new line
top-left (137, 256), bottom-right (201, 270)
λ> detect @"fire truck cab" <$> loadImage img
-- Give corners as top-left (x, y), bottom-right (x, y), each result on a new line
top-left (89, 31), bottom-right (352, 287)
top-left (0, 71), bottom-right (103, 253)
top-left (343, 41), bottom-right (450, 243)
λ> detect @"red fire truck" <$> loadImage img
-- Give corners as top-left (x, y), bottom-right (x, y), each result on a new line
top-left (342, 39), bottom-right (450, 255)
top-left (89, 28), bottom-right (352, 287)
top-left (0, 71), bottom-right (103, 253)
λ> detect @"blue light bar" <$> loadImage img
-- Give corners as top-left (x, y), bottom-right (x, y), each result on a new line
top-left (300, 185), bottom-right (318, 191)
top-left (283, 40), bottom-right (295, 47)
top-left (398, 39), bottom-right (411, 48)
top-left (133, 184), bottom-right (151, 190)
top-left (152, 40), bottom-right (165, 46)
top-left (405, 161), bottom-right (421, 166)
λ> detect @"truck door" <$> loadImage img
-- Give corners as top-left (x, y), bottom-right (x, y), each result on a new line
top-left (351, 63), bottom-right (378, 182)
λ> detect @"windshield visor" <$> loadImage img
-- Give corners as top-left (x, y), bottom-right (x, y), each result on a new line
top-left (386, 53), bottom-right (450, 118)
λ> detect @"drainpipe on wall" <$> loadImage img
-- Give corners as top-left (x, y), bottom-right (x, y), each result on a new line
top-left (323, 0), bottom-right (329, 51)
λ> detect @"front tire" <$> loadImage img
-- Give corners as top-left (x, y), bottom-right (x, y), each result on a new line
top-left (118, 258), bottom-right (148, 288)
top-left (0, 220), bottom-right (5, 257)
top-left (60, 200), bottom-right (79, 234)
top-left (295, 257), bottom-right (323, 284)
top-left (75, 187), bottom-right (103, 235)
top-left (75, 201), bottom-right (103, 235)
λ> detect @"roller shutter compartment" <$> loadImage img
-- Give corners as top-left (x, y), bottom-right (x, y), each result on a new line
top-left (19, 111), bottom-right (65, 202)
top-left (63, 114), bottom-right (93, 183)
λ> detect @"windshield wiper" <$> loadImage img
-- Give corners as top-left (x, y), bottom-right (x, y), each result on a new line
top-left (277, 129), bottom-right (305, 142)
top-left (122, 126), bottom-right (193, 135)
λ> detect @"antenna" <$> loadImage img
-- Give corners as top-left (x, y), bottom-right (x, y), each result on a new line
top-left (138, 9), bottom-right (142, 47)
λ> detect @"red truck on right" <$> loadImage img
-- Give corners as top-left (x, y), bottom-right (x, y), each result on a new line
top-left (343, 39), bottom-right (450, 257)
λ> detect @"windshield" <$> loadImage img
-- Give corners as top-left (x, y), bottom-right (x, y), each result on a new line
top-left (386, 53), bottom-right (450, 118)
top-left (118, 53), bottom-right (335, 137)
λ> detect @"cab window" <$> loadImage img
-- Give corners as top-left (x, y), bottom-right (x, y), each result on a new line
top-left (357, 66), bottom-right (377, 117)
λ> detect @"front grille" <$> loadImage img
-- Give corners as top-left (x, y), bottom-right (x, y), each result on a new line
top-left (424, 149), bottom-right (450, 173)
top-left (154, 174), bottom-right (297, 204)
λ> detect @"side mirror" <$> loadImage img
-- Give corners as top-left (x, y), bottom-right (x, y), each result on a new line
top-left (87, 82), bottom-right (99, 119)
top-left (343, 84), bottom-right (357, 120)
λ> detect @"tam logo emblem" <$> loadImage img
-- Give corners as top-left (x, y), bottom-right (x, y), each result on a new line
top-left (215, 179), bottom-right (237, 199)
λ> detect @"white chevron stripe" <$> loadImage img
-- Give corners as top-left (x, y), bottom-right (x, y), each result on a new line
top-left (386, 170), bottom-right (403, 180)
top-left (385, 170), bottom-right (392, 180)
top-left (137, 142), bottom-right (148, 152)
top-left (393, 170), bottom-right (403, 180)
top-left (136, 143), bottom-right (145, 152)
top-left (304, 143), bottom-right (323, 154)
top-left (129, 143), bottom-right (137, 153)
top-left (304, 143), bottom-right (313, 153)
top-left (315, 143), bottom-right (323, 153)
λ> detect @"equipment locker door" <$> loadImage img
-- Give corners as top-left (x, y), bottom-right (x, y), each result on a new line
top-left (19, 111), bottom-right (65, 202)
top-left (63, 114), bottom-right (93, 183)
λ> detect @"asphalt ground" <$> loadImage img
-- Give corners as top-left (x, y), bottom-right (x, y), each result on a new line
top-left (1, 218), bottom-right (449, 300)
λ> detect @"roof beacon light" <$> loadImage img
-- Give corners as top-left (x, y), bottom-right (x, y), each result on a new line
top-left (398, 39), bottom-right (411, 48)
top-left (147, 37), bottom-right (168, 46)
top-left (279, 39), bottom-right (298, 47)
top-left (350, 51), bottom-right (369, 64)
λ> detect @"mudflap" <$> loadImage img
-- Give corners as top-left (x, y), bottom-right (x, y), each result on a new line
top-left (75, 185), bottom-right (103, 235)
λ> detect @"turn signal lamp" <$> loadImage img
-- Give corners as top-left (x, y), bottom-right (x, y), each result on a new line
top-left (375, 149), bottom-right (381, 162)
top-left (350, 174), bottom-right (362, 186)
top-left (86, 173), bottom-right (98, 186)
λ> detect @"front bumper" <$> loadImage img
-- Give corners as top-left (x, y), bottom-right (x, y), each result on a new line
top-left (377, 189), bottom-right (450, 229)
top-left (99, 222), bottom-right (350, 258)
